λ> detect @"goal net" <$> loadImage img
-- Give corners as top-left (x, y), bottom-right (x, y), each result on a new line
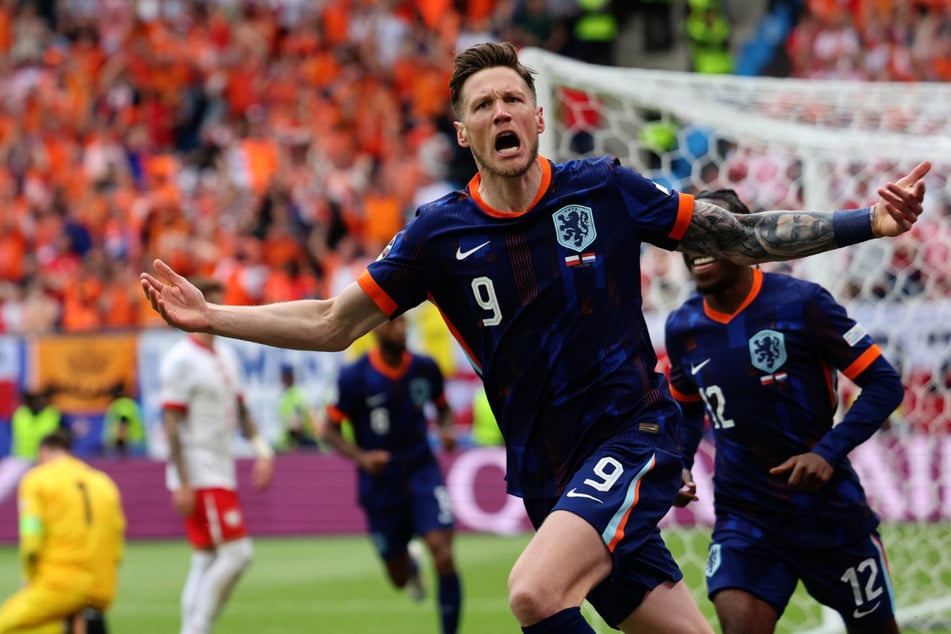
top-left (518, 47), bottom-right (951, 633)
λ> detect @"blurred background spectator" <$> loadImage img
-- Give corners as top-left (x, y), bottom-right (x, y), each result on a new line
top-left (276, 364), bottom-right (322, 452)
top-left (100, 381), bottom-right (147, 458)
top-left (11, 387), bottom-right (63, 462)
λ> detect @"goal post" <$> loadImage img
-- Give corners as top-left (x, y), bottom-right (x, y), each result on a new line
top-left (519, 47), bottom-right (951, 633)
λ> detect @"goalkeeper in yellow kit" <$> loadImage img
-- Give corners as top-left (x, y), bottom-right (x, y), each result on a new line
top-left (0, 431), bottom-right (126, 634)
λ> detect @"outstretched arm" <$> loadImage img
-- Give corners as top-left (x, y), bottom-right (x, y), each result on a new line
top-left (141, 259), bottom-right (388, 351)
top-left (678, 160), bottom-right (930, 264)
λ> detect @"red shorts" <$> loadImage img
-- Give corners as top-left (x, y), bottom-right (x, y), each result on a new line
top-left (184, 488), bottom-right (248, 549)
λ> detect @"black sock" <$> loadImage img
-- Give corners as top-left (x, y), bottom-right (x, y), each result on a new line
top-left (438, 572), bottom-right (462, 634)
top-left (521, 607), bottom-right (596, 633)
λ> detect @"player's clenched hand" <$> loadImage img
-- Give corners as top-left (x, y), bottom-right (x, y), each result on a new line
top-left (140, 259), bottom-right (211, 332)
top-left (872, 160), bottom-right (930, 237)
top-left (252, 457), bottom-right (274, 491)
top-left (769, 452), bottom-right (833, 493)
top-left (358, 449), bottom-right (391, 475)
top-left (673, 468), bottom-right (699, 508)
top-left (172, 485), bottom-right (196, 517)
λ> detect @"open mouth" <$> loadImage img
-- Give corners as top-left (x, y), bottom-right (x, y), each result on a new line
top-left (691, 256), bottom-right (715, 267)
top-left (495, 131), bottom-right (520, 155)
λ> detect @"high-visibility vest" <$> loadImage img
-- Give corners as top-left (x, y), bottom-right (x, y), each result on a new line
top-left (470, 387), bottom-right (503, 447)
top-left (574, 0), bottom-right (618, 43)
top-left (686, 10), bottom-right (734, 74)
top-left (638, 120), bottom-right (680, 154)
top-left (102, 396), bottom-right (146, 449)
top-left (12, 405), bottom-right (62, 460)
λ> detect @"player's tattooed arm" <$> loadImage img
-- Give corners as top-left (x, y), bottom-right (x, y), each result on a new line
top-left (678, 199), bottom-right (839, 264)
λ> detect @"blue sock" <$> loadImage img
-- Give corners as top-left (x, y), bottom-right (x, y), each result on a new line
top-left (521, 607), bottom-right (596, 633)
top-left (438, 573), bottom-right (462, 634)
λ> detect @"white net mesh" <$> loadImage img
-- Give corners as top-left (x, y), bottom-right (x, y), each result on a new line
top-left (519, 47), bottom-right (951, 632)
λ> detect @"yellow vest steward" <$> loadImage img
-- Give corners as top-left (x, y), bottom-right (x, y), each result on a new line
top-left (574, 0), bottom-right (618, 42)
top-left (11, 406), bottom-right (61, 460)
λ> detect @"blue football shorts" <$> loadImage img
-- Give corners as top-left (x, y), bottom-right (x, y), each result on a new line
top-left (706, 525), bottom-right (896, 628)
top-left (364, 462), bottom-right (454, 561)
top-left (523, 438), bottom-right (684, 627)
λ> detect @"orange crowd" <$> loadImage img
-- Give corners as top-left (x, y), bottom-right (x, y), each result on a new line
top-left (0, 0), bottom-right (517, 335)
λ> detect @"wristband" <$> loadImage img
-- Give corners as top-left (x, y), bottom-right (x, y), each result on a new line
top-left (250, 435), bottom-right (274, 459)
top-left (832, 207), bottom-right (874, 246)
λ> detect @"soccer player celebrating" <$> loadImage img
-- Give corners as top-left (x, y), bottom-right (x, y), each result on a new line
top-left (142, 41), bottom-right (929, 634)
top-left (665, 189), bottom-right (904, 634)
top-left (160, 278), bottom-right (274, 634)
top-left (322, 315), bottom-right (462, 634)
top-left (0, 430), bottom-right (126, 634)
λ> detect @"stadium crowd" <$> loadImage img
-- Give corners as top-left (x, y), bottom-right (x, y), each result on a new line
top-left (0, 0), bottom-right (948, 336)
top-left (786, 0), bottom-right (951, 82)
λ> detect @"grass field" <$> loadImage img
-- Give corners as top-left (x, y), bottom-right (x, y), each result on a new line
top-left (0, 533), bottom-right (533, 634)
top-left (1, 526), bottom-right (948, 633)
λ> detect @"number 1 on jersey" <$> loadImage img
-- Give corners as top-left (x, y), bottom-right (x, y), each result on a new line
top-left (76, 480), bottom-right (93, 525)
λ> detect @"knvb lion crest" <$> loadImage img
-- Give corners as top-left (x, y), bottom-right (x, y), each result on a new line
top-left (553, 205), bottom-right (597, 251)
top-left (409, 378), bottom-right (431, 408)
top-left (749, 329), bottom-right (787, 373)
top-left (706, 543), bottom-right (721, 577)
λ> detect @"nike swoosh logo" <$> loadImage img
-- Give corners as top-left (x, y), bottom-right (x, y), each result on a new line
top-left (455, 241), bottom-right (490, 260)
top-left (565, 488), bottom-right (603, 503)
top-left (690, 359), bottom-right (711, 375)
top-left (852, 601), bottom-right (881, 619)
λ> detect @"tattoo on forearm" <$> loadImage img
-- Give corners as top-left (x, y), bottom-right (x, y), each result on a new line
top-left (680, 200), bottom-right (839, 262)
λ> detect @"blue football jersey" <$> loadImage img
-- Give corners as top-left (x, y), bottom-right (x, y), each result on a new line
top-left (328, 348), bottom-right (447, 507)
top-left (665, 269), bottom-right (885, 547)
top-left (360, 156), bottom-right (694, 498)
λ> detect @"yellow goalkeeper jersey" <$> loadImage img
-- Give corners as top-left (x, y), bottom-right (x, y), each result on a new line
top-left (18, 455), bottom-right (126, 608)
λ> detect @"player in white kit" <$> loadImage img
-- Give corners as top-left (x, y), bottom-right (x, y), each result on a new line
top-left (160, 277), bottom-right (274, 634)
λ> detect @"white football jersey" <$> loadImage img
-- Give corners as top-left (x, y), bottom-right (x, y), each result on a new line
top-left (160, 335), bottom-right (244, 490)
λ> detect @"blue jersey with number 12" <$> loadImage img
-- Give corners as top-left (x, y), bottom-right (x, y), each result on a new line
top-left (665, 269), bottom-right (884, 547)
top-left (359, 156), bottom-right (694, 498)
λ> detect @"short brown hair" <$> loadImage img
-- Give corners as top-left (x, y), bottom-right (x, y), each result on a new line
top-left (449, 42), bottom-right (537, 118)
top-left (40, 429), bottom-right (72, 452)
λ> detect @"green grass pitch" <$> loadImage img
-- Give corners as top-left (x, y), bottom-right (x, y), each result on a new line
top-left (0, 525), bottom-right (947, 633)
top-left (0, 533), bottom-right (533, 634)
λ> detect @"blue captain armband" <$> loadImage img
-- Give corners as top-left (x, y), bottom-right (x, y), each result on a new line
top-left (832, 207), bottom-right (874, 246)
